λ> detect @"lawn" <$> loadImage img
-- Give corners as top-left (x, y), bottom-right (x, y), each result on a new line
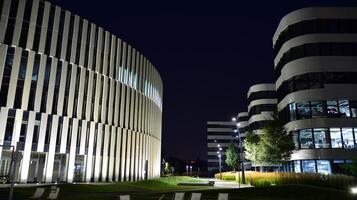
top-left (0, 176), bottom-right (356, 200)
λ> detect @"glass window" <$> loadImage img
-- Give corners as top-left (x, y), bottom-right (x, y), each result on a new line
top-left (338, 100), bottom-right (350, 117)
top-left (327, 100), bottom-right (339, 118)
top-left (297, 102), bottom-right (311, 119)
top-left (313, 128), bottom-right (330, 148)
top-left (294, 74), bottom-right (308, 91)
top-left (292, 131), bottom-right (299, 149)
top-left (289, 103), bottom-right (297, 121)
top-left (299, 129), bottom-right (313, 149)
top-left (350, 101), bottom-right (357, 118)
top-left (4, 117), bottom-right (15, 142)
top-left (316, 160), bottom-right (331, 174)
top-left (342, 128), bottom-right (354, 149)
top-left (310, 101), bottom-right (326, 118)
top-left (294, 160), bottom-right (301, 173)
top-left (330, 128), bottom-right (342, 148)
top-left (354, 128), bottom-right (357, 145)
top-left (302, 160), bottom-right (316, 173)
top-left (308, 73), bottom-right (323, 89)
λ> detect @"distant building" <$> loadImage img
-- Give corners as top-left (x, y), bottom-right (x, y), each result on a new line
top-left (238, 84), bottom-right (278, 171)
top-left (274, 7), bottom-right (357, 174)
top-left (237, 112), bottom-right (249, 138)
top-left (206, 121), bottom-right (238, 173)
top-left (247, 84), bottom-right (277, 135)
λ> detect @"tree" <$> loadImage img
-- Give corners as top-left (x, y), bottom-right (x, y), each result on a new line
top-left (225, 143), bottom-right (239, 171)
top-left (259, 112), bottom-right (295, 165)
top-left (341, 160), bottom-right (357, 176)
top-left (244, 131), bottom-right (263, 170)
top-left (165, 162), bottom-right (171, 175)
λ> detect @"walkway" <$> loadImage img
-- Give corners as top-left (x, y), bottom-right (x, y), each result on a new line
top-left (199, 178), bottom-right (252, 189)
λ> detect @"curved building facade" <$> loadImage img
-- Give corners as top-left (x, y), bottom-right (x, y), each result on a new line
top-left (237, 112), bottom-right (248, 138)
top-left (247, 83), bottom-right (277, 135)
top-left (273, 7), bottom-right (357, 174)
top-left (0, 0), bottom-right (163, 183)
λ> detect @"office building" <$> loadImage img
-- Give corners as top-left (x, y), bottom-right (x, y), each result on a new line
top-left (247, 84), bottom-right (277, 135)
top-left (0, 0), bottom-right (163, 183)
top-left (274, 7), bottom-right (357, 174)
top-left (206, 121), bottom-right (238, 173)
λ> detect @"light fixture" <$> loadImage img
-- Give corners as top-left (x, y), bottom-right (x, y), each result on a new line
top-left (351, 187), bottom-right (357, 194)
top-left (234, 129), bottom-right (238, 133)
top-left (217, 144), bottom-right (220, 147)
top-left (219, 148), bottom-right (222, 151)
top-left (232, 117), bottom-right (237, 122)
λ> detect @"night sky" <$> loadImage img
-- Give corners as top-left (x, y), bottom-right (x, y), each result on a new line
top-left (53, 0), bottom-right (357, 162)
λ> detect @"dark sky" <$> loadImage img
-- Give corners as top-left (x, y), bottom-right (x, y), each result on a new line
top-left (53, 0), bottom-right (357, 161)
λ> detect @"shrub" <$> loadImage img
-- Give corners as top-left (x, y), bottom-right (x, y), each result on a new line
top-left (214, 171), bottom-right (357, 189)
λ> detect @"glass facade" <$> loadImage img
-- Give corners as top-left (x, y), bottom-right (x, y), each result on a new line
top-left (277, 72), bottom-right (357, 102)
top-left (288, 159), bottom-right (351, 174)
top-left (275, 8), bottom-right (357, 176)
top-left (282, 100), bottom-right (357, 123)
top-left (292, 127), bottom-right (357, 150)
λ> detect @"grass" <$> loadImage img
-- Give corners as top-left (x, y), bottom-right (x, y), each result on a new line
top-left (0, 176), bottom-right (356, 200)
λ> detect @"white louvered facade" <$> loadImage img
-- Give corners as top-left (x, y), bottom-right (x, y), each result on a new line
top-left (0, 0), bottom-right (162, 183)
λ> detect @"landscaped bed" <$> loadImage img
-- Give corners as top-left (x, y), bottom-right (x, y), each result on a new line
top-left (215, 171), bottom-right (357, 190)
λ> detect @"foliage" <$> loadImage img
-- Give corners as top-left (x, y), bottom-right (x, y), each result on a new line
top-left (259, 112), bottom-right (295, 164)
top-left (165, 162), bottom-right (171, 175)
top-left (215, 171), bottom-right (357, 190)
top-left (225, 143), bottom-right (239, 171)
top-left (341, 159), bottom-right (357, 176)
top-left (244, 131), bottom-right (263, 168)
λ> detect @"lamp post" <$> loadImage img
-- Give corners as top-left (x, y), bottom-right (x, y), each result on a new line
top-left (189, 165), bottom-right (192, 176)
top-left (217, 144), bottom-right (222, 179)
top-left (233, 119), bottom-right (246, 184)
top-left (218, 154), bottom-right (222, 179)
top-left (186, 165), bottom-right (189, 175)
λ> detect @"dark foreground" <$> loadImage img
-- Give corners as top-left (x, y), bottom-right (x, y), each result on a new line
top-left (0, 177), bottom-right (355, 200)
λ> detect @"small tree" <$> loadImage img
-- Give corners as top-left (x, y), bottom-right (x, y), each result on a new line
top-left (244, 131), bottom-right (263, 170)
top-left (259, 112), bottom-right (295, 166)
top-left (165, 162), bottom-right (171, 175)
top-left (225, 143), bottom-right (239, 171)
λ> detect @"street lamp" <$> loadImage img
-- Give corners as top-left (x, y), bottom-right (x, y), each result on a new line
top-left (218, 154), bottom-right (222, 179)
top-left (233, 119), bottom-right (246, 184)
top-left (217, 144), bottom-right (222, 179)
top-left (189, 165), bottom-right (193, 176)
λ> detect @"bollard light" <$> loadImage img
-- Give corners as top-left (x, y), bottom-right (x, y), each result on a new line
top-left (351, 187), bottom-right (357, 194)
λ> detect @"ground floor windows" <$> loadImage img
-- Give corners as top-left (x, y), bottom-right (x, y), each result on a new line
top-left (28, 153), bottom-right (46, 183)
top-left (53, 154), bottom-right (68, 183)
top-left (294, 161), bottom-right (301, 173)
top-left (316, 160), bottom-right (332, 174)
top-left (302, 160), bottom-right (316, 173)
top-left (74, 155), bottom-right (86, 182)
top-left (291, 127), bottom-right (357, 150)
top-left (287, 159), bottom-right (350, 174)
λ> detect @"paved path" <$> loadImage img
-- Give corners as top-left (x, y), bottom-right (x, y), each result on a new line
top-left (199, 178), bottom-right (252, 189)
